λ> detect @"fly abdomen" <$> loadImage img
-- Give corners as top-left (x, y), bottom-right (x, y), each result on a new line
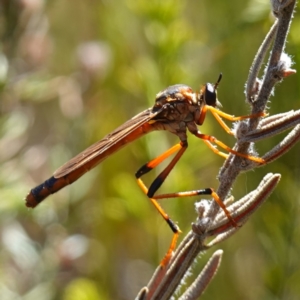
top-left (25, 176), bottom-right (61, 208)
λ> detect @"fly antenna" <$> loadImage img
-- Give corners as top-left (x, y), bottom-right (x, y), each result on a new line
top-left (214, 73), bottom-right (223, 91)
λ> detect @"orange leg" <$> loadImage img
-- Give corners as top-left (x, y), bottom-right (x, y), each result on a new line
top-left (137, 177), bottom-right (237, 227)
top-left (136, 174), bottom-right (181, 267)
top-left (201, 105), bottom-right (267, 164)
top-left (193, 131), bottom-right (265, 164)
top-left (135, 141), bottom-right (237, 265)
top-left (207, 106), bottom-right (267, 133)
top-left (135, 141), bottom-right (188, 235)
top-left (135, 140), bottom-right (238, 226)
top-left (160, 231), bottom-right (179, 267)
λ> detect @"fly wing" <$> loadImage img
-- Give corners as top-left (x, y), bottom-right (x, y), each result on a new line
top-left (54, 108), bottom-right (157, 178)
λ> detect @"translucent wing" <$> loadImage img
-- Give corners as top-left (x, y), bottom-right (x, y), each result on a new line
top-left (54, 108), bottom-right (157, 178)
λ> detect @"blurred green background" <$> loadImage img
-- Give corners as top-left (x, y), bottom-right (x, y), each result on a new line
top-left (0, 0), bottom-right (300, 299)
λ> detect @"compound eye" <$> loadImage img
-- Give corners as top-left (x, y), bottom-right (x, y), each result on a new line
top-left (204, 83), bottom-right (217, 107)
